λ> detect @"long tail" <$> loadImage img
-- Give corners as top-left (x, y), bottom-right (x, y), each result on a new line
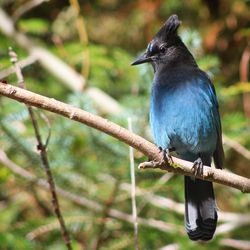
top-left (184, 176), bottom-right (217, 241)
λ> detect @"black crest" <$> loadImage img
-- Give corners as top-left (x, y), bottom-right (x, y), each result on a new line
top-left (155, 15), bottom-right (181, 40)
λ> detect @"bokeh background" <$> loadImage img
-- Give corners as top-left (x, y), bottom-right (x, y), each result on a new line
top-left (0, 0), bottom-right (250, 249)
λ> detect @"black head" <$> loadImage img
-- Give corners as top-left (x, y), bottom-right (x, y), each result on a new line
top-left (132, 15), bottom-right (195, 71)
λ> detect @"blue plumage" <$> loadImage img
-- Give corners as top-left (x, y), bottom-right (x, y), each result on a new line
top-left (132, 15), bottom-right (224, 241)
top-left (150, 70), bottom-right (218, 156)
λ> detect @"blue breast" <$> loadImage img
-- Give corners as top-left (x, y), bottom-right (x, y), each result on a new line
top-left (150, 69), bottom-right (218, 156)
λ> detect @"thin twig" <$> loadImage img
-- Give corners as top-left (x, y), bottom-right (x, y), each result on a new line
top-left (38, 111), bottom-right (52, 148)
top-left (92, 181), bottom-right (119, 250)
top-left (118, 181), bottom-right (250, 228)
top-left (9, 47), bottom-right (24, 88)
top-left (136, 173), bottom-right (173, 214)
top-left (8, 48), bottom-right (72, 250)
top-left (120, 182), bottom-right (184, 215)
top-left (30, 185), bottom-right (52, 217)
top-left (220, 238), bottom-right (250, 250)
top-left (0, 55), bottom-right (37, 80)
top-left (0, 149), bottom-right (182, 234)
top-left (69, 0), bottom-right (90, 81)
top-left (0, 82), bottom-right (249, 192)
top-left (223, 134), bottom-right (250, 161)
top-left (27, 215), bottom-right (90, 240)
top-left (158, 243), bottom-right (180, 250)
top-left (12, 0), bottom-right (50, 22)
top-left (128, 118), bottom-right (140, 250)
top-left (216, 220), bottom-right (250, 235)
top-left (99, 173), bottom-right (250, 224)
top-left (112, 173), bottom-right (173, 207)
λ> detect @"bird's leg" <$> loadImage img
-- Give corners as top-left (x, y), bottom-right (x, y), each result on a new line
top-left (159, 147), bottom-right (175, 164)
top-left (192, 154), bottom-right (204, 177)
top-left (139, 147), bottom-right (175, 169)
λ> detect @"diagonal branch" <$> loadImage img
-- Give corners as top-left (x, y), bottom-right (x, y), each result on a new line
top-left (223, 134), bottom-right (250, 161)
top-left (12, 0), bottom-right (50, 22)
top-left (0, 55), bottom-right (37, 80)
top-left (0, 82), bottom-right (250, 193)
top-left (0, 8), bottom-right (122, 115)
top-left (8, 48), bottom-right (72, 250)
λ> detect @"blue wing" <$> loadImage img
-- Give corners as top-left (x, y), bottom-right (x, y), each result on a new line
top-left (205, 75), bottom-right (224, 169)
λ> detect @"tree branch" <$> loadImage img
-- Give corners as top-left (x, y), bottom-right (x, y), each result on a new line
top-left (0, 82), bottom-right (250, 193)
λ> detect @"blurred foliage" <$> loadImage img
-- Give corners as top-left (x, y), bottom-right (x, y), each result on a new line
top-left (0, 0), bottom-right (250, 249)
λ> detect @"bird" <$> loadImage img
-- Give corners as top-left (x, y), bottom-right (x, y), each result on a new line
top-left (132, 15), bottom-right (224, 241)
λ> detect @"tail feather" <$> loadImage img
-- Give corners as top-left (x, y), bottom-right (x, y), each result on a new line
top-left (184, 176), bottom-right (217, 241)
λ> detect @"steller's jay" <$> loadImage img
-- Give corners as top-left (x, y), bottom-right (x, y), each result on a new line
top-left (132, 15), bottom-right (224, 241)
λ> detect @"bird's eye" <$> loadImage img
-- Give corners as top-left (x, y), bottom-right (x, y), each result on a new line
top-left (160, 45), bottom-right (166, 54)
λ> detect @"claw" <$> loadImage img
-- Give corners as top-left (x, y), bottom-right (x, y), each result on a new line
top-left (158, 146), bottom-right (163, 152)
top-left (158, 147), bottom-right (175, 164)
top-left (191, 157), bottom-right (204, 177)
top-left (163, 148), bottom-right (174, 164)
top-left (140, 147), bottom-right (175, 170)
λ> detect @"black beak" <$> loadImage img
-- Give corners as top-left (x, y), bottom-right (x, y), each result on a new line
top-left (131, 53), bottom-right (152, 66)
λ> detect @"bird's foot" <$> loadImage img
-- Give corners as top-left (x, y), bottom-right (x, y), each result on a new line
top-left (139, 147), bottom-right (174, 169)
top-left (158, 147), bottom-right (174, 165)
top-left (192, 157), bottom-right (204, 177)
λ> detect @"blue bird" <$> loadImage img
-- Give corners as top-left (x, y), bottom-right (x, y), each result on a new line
top-left (132, 15), bottom-right (224, 241)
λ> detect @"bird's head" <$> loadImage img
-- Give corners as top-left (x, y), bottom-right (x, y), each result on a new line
top-left (132, 15), bottom-right (194, 72)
